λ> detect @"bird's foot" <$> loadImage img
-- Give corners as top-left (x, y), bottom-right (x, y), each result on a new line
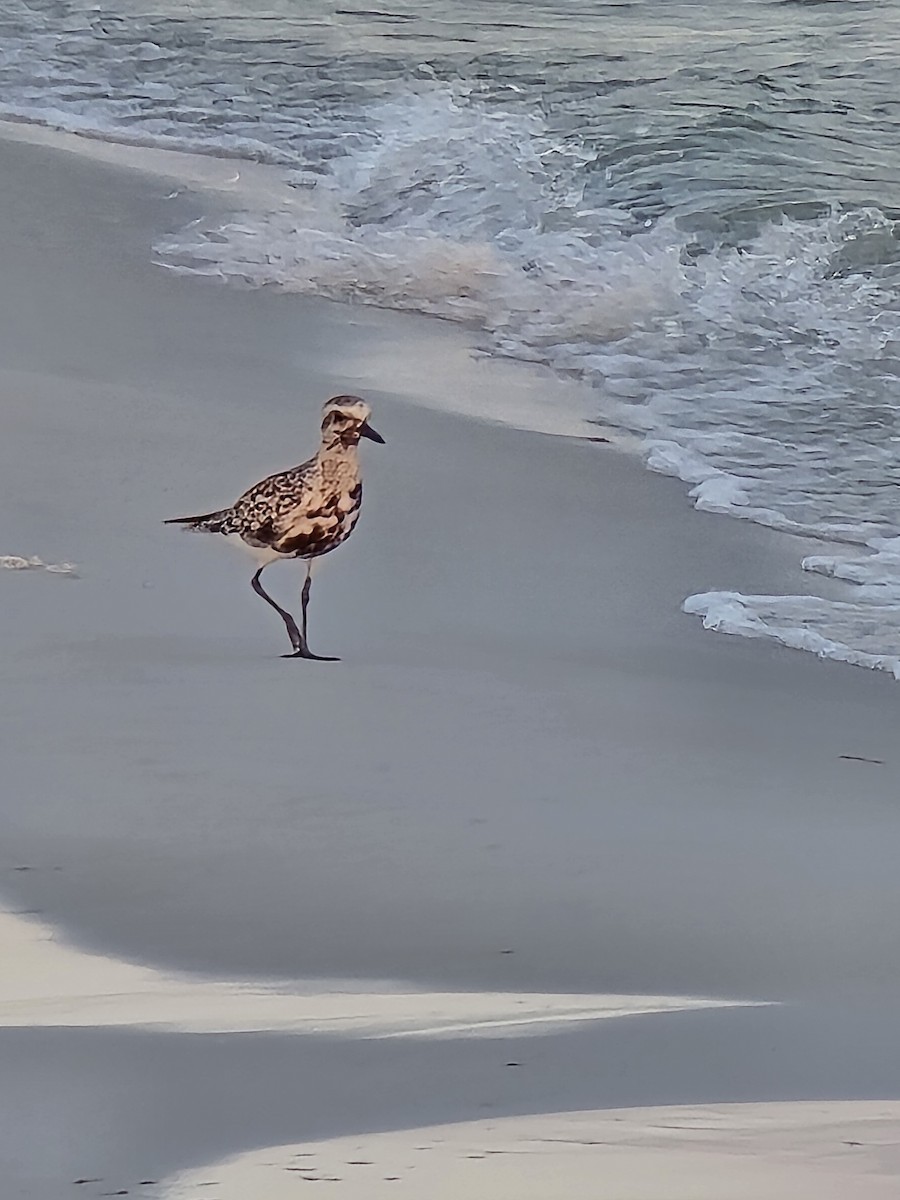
top-left (281, 644), bottom-right (340, 662)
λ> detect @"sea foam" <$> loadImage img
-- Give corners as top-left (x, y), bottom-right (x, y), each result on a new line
top-left (0, 555), bottom-right (77, 575)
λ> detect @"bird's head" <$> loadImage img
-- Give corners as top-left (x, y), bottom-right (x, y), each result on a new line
top-left (320, 395), bottom-right (385, 449)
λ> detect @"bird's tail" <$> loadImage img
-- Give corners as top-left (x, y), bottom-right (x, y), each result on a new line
top-left (164, 508), bottom-right (232, 533)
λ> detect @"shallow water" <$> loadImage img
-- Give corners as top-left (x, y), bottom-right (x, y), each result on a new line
top-left (4, 0), bottom-right (900, 670)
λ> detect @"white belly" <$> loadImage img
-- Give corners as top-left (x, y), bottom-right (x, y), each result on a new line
top-left (224, 533), bottom-right (284, 568)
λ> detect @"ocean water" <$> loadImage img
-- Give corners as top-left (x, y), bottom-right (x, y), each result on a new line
top-left (4, 0), bottom-right (900, 672)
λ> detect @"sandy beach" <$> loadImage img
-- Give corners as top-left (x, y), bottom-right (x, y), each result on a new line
top-left (2, 126), bottom-right (900, 1198)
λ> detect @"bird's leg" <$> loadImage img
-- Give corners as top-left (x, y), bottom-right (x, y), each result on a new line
top-left (283, 559), bottom-right (339, 662)
top-left (251, 567), bottom-right (302, 653)
top-left (300, 561), bottom-right (312, 644)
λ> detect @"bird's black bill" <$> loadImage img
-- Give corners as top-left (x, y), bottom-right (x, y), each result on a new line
top-left (360, 421), bottom-right (385, 444)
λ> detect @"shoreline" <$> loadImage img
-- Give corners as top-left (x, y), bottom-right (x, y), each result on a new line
top-left (2, 124), bottom-right (900, 1198)
top-left (3, 115), bottom-right (888, 681)
top-left (0, 115), bottom-right (607, 443)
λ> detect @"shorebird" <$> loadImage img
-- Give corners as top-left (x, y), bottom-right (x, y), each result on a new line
top-left (165, 395), bottom-right (384, 659)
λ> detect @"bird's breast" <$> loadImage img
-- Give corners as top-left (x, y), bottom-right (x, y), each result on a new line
top-left (273, 479), bottom-right (362, 558)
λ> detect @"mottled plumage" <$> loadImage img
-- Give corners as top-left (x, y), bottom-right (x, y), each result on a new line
top-left (166, 395), bottom-right (384, 659)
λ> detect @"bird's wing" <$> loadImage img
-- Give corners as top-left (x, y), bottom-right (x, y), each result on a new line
top-left (231, 459), bottom-right (318, 545)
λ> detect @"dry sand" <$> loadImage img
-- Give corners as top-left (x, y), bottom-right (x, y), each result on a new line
top-left (2, 125), bottom-right (900, 1198)
top-left (166, 1103), bottom-right (900, 1200)
top-left (0, 907), bottom-right (739, 1035)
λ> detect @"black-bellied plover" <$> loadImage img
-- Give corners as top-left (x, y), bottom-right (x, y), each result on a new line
top-left (165, 395), bottom-right (384, 659)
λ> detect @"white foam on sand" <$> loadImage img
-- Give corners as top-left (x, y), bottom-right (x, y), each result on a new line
top-left (683, 591), bottom-right (900, 679)
top-left (162, 1101), bottom-right (900, 1200)
top-left (0, 909), bottom-right (752, 1037)
top-left (0, 554), bottom-right (77, 575)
